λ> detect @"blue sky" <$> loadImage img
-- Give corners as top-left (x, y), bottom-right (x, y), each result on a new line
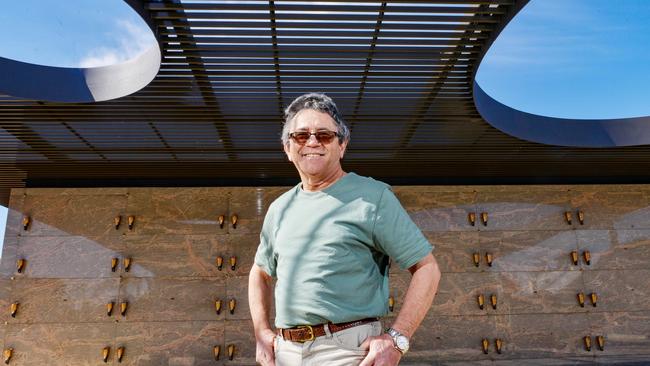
top-left (476, 0), bottom-right (650, 119)
top-left (1, 1), bottom-right (650, 252)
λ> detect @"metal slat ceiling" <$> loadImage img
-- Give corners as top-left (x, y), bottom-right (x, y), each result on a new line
top-left (2, 0), bottom-right (650, 205)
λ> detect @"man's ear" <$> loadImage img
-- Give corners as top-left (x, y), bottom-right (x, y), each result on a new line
top-left (339, 140), bottom-right (348, 159)
top-left (283, 143), bottom-right (292, 162)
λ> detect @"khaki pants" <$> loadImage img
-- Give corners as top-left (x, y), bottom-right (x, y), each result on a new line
top-left (275, 321), bottom-right (383, 366)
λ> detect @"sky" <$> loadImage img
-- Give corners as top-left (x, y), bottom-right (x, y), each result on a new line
top-left (476, 0), bottom-right (650, 119)
top-left (1, 1), bottom-right (649, 252)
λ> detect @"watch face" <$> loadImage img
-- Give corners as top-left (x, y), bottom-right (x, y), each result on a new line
top-left (396, 335), bottom-right (410, 351)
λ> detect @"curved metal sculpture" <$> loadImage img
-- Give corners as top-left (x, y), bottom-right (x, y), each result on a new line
top-left (0, 1), bottom-right (160, 103)
top-left (472, 1), bottom-right (650, 147)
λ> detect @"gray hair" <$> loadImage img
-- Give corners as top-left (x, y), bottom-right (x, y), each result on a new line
top-left (281, 93), bottom-right (351, 145)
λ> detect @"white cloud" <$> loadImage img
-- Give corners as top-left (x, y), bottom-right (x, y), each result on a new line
top-left (78, 19), bottom-right (156, 68)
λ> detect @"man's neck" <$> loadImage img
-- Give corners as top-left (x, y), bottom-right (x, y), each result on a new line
top-left (300, 169), bottom-right (347, 192)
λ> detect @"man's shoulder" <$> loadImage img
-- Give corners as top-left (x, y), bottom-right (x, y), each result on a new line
top-left (266, 184), bottom-right (301, 213)
top-left (346, 172), bottom-right (391, 194)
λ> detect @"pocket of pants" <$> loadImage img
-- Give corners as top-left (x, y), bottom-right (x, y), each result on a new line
top-left (331, 322), bottom-right (382, 351)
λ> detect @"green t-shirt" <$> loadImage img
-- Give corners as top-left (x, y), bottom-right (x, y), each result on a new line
top-left (254, 173), bottom-right (433, 328)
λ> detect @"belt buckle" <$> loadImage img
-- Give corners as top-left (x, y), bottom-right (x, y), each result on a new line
top-left (296, 325), bottom-right (315, 342)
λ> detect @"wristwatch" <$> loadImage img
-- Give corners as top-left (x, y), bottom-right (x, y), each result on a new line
top-left (386, 328), bottom-right (410, 355)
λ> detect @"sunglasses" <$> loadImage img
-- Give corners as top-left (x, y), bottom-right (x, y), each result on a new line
top-left (289, 130), bottom-right (339, 145)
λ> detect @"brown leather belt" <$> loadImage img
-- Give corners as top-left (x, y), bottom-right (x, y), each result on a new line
top-left (278, 317), bottom-right (379, 343)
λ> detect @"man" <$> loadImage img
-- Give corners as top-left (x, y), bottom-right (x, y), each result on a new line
top-left (249, 93), bottom-right (441, 366)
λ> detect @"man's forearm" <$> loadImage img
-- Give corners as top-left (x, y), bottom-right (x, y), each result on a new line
top-left (248, 264), bottom-right (275, 336)
top-left (391, 254), bottom-right (441, 338)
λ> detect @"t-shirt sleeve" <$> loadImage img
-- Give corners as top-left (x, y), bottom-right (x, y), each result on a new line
top-left (254, 208), bottom-right (277, 277)
top-left (372, 187), bottom-right (433, 270)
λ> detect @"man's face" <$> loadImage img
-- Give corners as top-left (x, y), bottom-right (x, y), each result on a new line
top-left (283, 109), bottom-right (347, 179)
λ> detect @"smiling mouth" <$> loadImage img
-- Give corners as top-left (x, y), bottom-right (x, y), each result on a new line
top-left (302, 153), bottom-right (324, 157)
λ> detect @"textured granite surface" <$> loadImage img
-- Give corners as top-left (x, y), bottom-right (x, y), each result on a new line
top-left (2, 185), bottom-right (650, 364)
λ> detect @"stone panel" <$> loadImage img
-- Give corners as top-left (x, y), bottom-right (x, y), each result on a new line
top-left (479, 231), bottom-right (578, 272)
top-left (423, 231), bottom-right (480, 273)
top-left (576, 230), bottom-right (650, 270)
top-left (118, 277), bottom-right (225, 322)
top-left (475, 188), bottom-right (572, 231)
top-left (570, 189), bottom-right (650, 229)
top-left (582, 270), bottom-right (650, 312)
top-left (213, 234), bottom-right (259, 277)
top-left (226, 276), bottom-right (254, 321)
top-left (114, 321), bottom-right (224, 366)
top-left (494, 314), bottom-right (591, 359)
top-left (394, 190), bottom-right (477, 232)
top-left (8, 278), bottom-right (119, 324)
top-left (21, 192), bottom-right (128, 237)
top-left (0, 279), bottom-right (13, 324)
top-left (125, 188), bottom-right (229, 235)
top-left (402, 315), bottom-right (498, 362)
top-left (228, 187), bottom-right (287, 235)
top-left (0, 236), bottom-right (19, 278)
top-left (224, 319), bottom-right (257, 365)
top-left (588, 312), bottom-right (650, 358)
top-left (123, 234), bottom-right (219, 278)
top-left (495, 271), bottom-right (586, 315)
top-left (4, 323), bottom-right (116, 366)
top-left (5, 192), bottom-right (24, 238)
top-left (390, 272), bottom-right (500, 317)
top-left (17, 235), bottom-right (124, 278)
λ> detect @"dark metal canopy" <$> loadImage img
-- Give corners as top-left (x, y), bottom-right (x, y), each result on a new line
top-left (2, 0), bottom-right (649, 205)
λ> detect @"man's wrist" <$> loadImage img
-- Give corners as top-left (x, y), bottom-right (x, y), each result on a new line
top-left (385, 327), bottom-right (410, 355)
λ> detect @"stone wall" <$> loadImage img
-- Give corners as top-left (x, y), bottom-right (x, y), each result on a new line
top-left (1, 185), bottom-right (650, 365)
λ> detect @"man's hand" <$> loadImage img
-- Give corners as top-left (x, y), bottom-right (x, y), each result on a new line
top-left (358, 333), bottom-right (402, 366)
top-left (255, 328), bottom-right (277, 366)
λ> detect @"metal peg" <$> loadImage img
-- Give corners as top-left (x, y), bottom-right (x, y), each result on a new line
top-left (584, 336), bottom-right (592, 351)
top-left (3, 348), bottom-right (12, 364)
top-left (123, 258), bottom-right (132, 272)
top-left (481, 212), bottom-right (488, 226)
top-left (388, 296), bottom-right (394, 312)
top-left (216, 256), bottom-right (223, 271)
top-left (10, 302), bottom-right (19, 318)
top-left (481, 338), bottom-right (489, 354)
top-left (102, 347), bottom-right (110, 363)
top-left (485, 253), bottom-right (493, 267)
top-left (106, 302), bottom-right (114, 316)
top-left (117, 346), bottom-right (125, 363)
top-left (570, 251), bottom-right (579, 266)
top-left (16, 259), bottom-right (25, 274)
top-left (228, 344), bottom-right (235, 360)
top-left (120, 302), bottom-right (128, 316)
top-left (218, 215), bottom-right (225, 229)
top-left (215, 299), bottom-right (222, 315)
top-left (577, 292), bottom-right (585, 307)
top-left (127, 215), bottom-right (135, 230)
top-left (590, 293), bottom-right (598, 307)
top-left (495, 338), bottom-right (503, 354)
top-left (213, 345), bottom-right (221, 360)
top-left (114, 216), bottom-right (121, 230)
top-left (111, 258), bottom-right (118, 272)
top-left (577, 210), bottom-right (585, 225)
top-left (564, 211), bottom-right (572, 225)
top-left (596, 335), bottom-right (605, 351)
top-left (473, 252), bottom-right (480, 267)
top-left (468, 212), bottom-right (476, 226)
top-left (22, 216), bottom-right (30, 231)
top-left (231, 214), bottom-right (238, 229)
top-left (490, 294), bottom-right (497, 310)
top-left (477, 294), bottom-right (485, 310)
top-left (583, 251), bottom-right (591, 265)
top-left (229, 299), bottom-right (236, 315)
top-left (229, 256), bottom-right (237, 271)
